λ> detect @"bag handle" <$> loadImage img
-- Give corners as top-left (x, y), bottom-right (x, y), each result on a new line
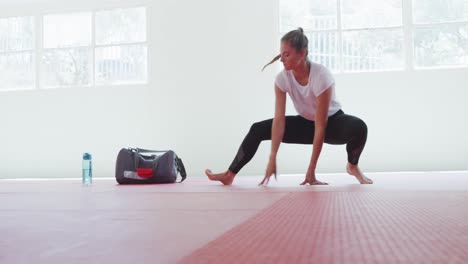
top-left (134, 148), bottom-right (169, 153)
top-left (132, 148), bottom-right (160, 169)
top-left (176, 157), bottom-right (187, 182)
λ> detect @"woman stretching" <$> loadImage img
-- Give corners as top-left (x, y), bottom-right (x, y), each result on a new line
top-left (206, 27), bottom-right (373, 186)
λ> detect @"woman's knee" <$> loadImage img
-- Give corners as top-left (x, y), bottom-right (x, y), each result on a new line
top-left (353, 118), bottom-right (367, 137)
top-left (248, 120), bottom-right (272, 139)
top-left (250, 121), bottom-right (261, 132)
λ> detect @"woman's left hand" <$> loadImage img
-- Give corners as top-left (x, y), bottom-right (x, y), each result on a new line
top-left (300, 170), bottom-right (328, 185)
top-left (259, 157), bottom-right (277, 186)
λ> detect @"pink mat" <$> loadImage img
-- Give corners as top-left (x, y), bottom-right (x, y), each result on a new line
top-left (180, 191), bottom-right (468, 263)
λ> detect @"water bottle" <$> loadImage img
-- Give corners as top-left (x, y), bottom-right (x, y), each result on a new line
top-left (82, 153), bottom-right (92, 186)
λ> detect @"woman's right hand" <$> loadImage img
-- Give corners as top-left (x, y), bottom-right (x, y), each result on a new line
top-left (259, 156), bottom-right (277, 186)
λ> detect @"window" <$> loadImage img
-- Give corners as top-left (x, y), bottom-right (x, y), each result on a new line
top-left (42, 12), bottom-right (93, 88)
top-left (280, 0), bottom-right (468, 72)
top-left (0, 6), bottom-right (147, 91)
top-left (280, 0), bottom-right (404, 72)
top-left (413, 0), bottom-right (468, 68)
top-left (0, 16), bottom-right (35, 91)
top-left (95, 7), bottom-right (147, 85)
top-left (341, 0), bottom-right (403, 72)
top-left (43, 7), bottom-right (147, 88)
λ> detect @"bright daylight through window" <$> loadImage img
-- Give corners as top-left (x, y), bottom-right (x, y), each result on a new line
top-left (0, 6), bottom-right (147, 91)
top-left (280, 0), bottom-right (468, 72)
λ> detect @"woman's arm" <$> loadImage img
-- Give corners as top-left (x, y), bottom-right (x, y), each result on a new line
top-left (270, 85), bottom-right (287, 158)
top-left (301, 87), bottom-right (332, 185)
top-left (259, 85), bottom-right (286, 185)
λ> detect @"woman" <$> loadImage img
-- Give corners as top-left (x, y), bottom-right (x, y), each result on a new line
top-left (206, 27), bottom-right (373, 186)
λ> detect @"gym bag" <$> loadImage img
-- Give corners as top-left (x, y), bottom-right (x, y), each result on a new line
top-left (115, 147), bottom-right (187, 184)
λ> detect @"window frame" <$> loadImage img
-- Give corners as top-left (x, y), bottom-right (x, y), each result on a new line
top-left (0, 5), bottom-right (148, 91)
top-left (0, 15), bottom-right (36, 91)
top-left (412, 20), bottom-right (468, 70)
top-left (279, 0), bottom-right (468, 73)
top-left (41, 11), bottom-right (94, 88)
top-left (93, 7), bottom-right (148, 86)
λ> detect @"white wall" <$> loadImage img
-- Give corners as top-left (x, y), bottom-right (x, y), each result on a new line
top-left (1, 0), bottom-right (467, 179)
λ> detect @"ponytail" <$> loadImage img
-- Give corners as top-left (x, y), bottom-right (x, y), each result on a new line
top-left (261, 27), bottom-right (308, 71)
top-left (261, 54), bottom-right (281, 72)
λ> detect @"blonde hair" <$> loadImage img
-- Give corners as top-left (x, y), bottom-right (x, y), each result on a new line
top-left (262, 27), bottom-right (309, 71)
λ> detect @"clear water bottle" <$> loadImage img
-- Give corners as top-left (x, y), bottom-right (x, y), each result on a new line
top-left (82, 153), bottom-right (92, 186)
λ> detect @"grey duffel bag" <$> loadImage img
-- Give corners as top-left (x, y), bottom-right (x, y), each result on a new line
top-left (115, 147), bottom-right (187, 184)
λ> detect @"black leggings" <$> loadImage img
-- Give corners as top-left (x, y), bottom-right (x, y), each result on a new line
top-left (228, 110), bottom-right (367, 174)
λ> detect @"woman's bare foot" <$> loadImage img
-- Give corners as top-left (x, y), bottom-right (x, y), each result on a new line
top-left (205, 169), bottom-right (236, 185)
top-left (346, 163), bottom-right (373, 184)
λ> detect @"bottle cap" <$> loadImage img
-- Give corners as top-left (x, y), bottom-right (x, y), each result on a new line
top-left (83, 153), bottom-right (92, 160)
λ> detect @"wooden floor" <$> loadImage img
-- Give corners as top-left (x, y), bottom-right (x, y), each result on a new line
top-left (1, 172), bottom-right (467, 264)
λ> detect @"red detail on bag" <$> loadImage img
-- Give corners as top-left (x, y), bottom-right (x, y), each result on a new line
top-left (136, 168), bottom-right (153, 178)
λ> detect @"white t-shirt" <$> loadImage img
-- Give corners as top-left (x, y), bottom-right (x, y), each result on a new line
top-left (274, 62), bottom-right (341, 121)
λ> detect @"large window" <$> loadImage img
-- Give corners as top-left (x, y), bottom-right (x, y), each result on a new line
top-left (280, 0), bottom-right (468, 72)
top-left (0, 6), bottom-right (147, 91)
top-left (42, 12), bottom-right (93, 88)
top-left (95, 7), bottom-right (147, 85)
top-left (0, 16), bottom-right (35, 91)
top-left (413, 0), bottom-right (468, 68)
